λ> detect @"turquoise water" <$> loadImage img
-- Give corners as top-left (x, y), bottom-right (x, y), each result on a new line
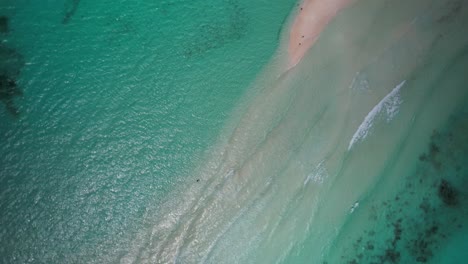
top-left (0, 0), bottom-right (295, 262)
top-left (1, 0), bottom-right (468, 263)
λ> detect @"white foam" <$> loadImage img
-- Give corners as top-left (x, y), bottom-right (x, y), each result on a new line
top-left (349, 201), bottom-right (359, 214)
top-left (303, 160), bottom-right (327, 186)
top-left (348, 80), bottom-right (406, 150)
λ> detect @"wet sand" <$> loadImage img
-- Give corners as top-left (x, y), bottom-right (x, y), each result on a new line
top-left (288, 0), bottom-right (354, 69)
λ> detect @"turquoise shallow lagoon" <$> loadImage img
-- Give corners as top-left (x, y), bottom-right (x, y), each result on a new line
top-left (1, 0), bottom-right (468, 263)
top-left (0, 0), bottom-right (296, 262)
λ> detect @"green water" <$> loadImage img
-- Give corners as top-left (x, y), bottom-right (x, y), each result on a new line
top-left (1, 0), bottom-right (468, 263)
top-left (0, 0), bottom-right (296, 262)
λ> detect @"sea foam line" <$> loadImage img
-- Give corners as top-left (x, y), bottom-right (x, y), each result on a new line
top-left (348, 80), bottom-right (406, 150)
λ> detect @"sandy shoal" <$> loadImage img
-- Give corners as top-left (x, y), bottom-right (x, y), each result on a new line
top-left (288, 0), bottom-right (354, 69)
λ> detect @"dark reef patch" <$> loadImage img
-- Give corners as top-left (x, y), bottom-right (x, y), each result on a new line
top-left (0, 74), bottom-right (21, 116)
top-left (0, 44), bottom-right (25, 117)
top-left (381, 249), bottom-right (400, 263)
top-left (418, 130), bottom-right (443, 170)
top-left (407, 223), bottom-right (441, 263)
top-left (335, 110), bottom-right (468, 264)
top-left (366, 241), bottom-right (374, 250)
top-left (183, 0), bottom-right (248, 57)
top-left (62, 0), bottom-right (80, 24)
top-left (0, 44), bottom-right (25, 77)
top-left (438, 179), bottom-right (458, 206)
top-left (0, 16), bottom-right (8, 33)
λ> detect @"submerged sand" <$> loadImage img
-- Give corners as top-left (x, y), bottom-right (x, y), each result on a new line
top-left (119, 1), bottom-right (468, 263)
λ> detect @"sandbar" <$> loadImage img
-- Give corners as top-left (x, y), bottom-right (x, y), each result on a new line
top-left (288, 0), bottom-right (354, 69)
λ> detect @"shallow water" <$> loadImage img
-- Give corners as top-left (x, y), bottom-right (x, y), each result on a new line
top-left (0, 0), bottom-right (296, 263)
top-left (1, 0), bottom-right (467, 263)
